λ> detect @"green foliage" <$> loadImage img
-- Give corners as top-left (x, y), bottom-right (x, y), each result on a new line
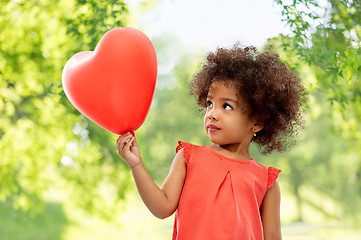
top-left (2, 0), bottom-right (360, 230)
top-left (275, 0), bottom-right (361, 107)
top-left (0, 0), bottom-right (132, 218)
top-left (137, 35), bottom-right (210, 181)
top-left (268, 1), bottom-right (361, 224)
top-left (66, 0), bottom-right (128, 49)
top-left (0, 199), bottom-right (68, 240)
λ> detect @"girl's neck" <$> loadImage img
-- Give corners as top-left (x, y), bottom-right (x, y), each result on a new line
top-left (211, 142), bottom-right (252, 161)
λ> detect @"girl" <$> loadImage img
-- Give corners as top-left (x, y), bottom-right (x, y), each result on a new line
top-left (117, 45), bottom-right (305, 240)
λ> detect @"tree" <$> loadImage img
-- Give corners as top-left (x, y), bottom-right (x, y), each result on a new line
top-left (136, 34), bottom-right (210, 181)
top-left (275, 0), bottom-right (361, 112)
top-left (268, 0), bottom-right (361, 224)
top-left (0, 0), bottom-right (132, 218)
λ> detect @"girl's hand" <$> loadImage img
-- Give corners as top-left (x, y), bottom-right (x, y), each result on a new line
top-left (116, 132), bottom-right (142, 169)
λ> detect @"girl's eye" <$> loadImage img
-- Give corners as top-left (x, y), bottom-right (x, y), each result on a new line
top-left (224, 103), bottom-right (233, 110)
top-left (206, 100), bottom-right (213, 107)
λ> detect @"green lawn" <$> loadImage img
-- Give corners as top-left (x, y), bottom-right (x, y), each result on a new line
top-left (0, 200), bottom-right (68, 240)
top-left (1, 192), bottom-right (361, 240)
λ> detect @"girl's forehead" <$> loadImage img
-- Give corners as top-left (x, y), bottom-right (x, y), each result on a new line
top-left (208, 80), bottom-right (238, 96)
top-left (208, 80), bottom-right (247, 108)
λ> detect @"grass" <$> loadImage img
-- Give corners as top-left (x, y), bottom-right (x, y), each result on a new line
top-left (282, 222), bottom-right (361, 240)
top-left (0, 200), bottom-right (68, 240)
top-left (1, 191), bottom-right (361, 240)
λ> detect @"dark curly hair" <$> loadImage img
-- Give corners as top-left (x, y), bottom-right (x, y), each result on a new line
top-left (190, 44), bottom-right (307, 154)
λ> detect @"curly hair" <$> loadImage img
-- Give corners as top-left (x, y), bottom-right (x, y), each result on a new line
top-left (190, 44), bottom-right (307, 154)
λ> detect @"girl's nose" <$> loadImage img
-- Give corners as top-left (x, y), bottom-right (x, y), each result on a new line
top-left (207, 108), bottom-right (217, 120)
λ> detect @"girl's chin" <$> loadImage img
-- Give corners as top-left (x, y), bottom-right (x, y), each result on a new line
top-left (208, 136), bottom-right (241, 146)
top-left (208, 136), bottom-right (227, 145)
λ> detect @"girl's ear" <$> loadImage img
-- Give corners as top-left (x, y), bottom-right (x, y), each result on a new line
top-left (252, 121), bottom-right (263, 133)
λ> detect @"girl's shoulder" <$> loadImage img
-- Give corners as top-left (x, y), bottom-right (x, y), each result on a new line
top-left (176, 141), bottom-right (191, 153)
top-left (175, 141), bottom-right (281, 188)
top-left (250, 160), bottom-right (281, 188)
top-left (266, 167), bottom-right (281, 188)
top-left (175, 141), bottom-right (208, 165)
top-left (175, 141), bottom-right (194, 165)
top-left (176, 141), bottom-right (208, 152)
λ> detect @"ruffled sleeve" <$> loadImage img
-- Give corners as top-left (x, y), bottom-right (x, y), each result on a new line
top-left (176, 141), bottom-right (192, 165)
top-left (267, 167), bottom-right (281, 188)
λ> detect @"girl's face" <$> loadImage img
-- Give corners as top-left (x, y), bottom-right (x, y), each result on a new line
top-left (204, 80), bottom-right (255, 146)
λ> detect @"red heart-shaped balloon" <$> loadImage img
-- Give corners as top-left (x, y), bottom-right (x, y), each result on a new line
top-left (62, 27), bottom-right (157, 135)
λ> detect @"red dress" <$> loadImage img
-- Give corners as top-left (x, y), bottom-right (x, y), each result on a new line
top-left (173, 141), bottom-right (281, 240)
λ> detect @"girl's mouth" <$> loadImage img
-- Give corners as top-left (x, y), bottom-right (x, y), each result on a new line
top-left (207, 124), bottom-right (221, 132)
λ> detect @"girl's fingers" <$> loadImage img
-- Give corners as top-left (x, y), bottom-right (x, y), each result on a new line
top-left (124, 136), bottom-right (134, 151)
top-left (116, 133), bottom-right (141, 168)
top-left (131, 134), bottom-right (138, 148)
top-left (117, 133), bottom-right (132, 152)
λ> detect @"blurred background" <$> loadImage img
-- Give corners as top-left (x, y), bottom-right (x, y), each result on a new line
top-left (1, 0), bottom-right (361, 239)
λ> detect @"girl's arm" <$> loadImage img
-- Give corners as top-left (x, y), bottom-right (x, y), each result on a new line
top-left (260, 180), bottom-right (282, 240)
top-left (116, 133), bottom-right (186, 219)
